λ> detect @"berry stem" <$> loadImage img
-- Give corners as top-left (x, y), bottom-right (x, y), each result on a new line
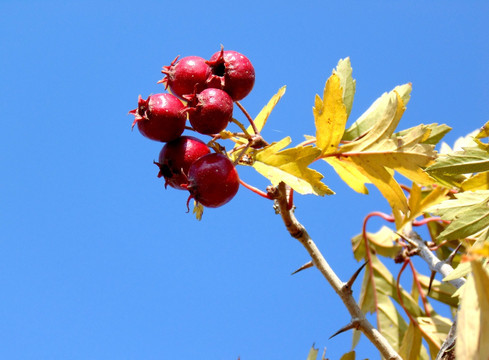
top-left (230, 118), bottom-right (252, 139)
top-left (235, 101), bottom-right (259, 135)
top-left (239, 179), bottom-right (272, 200)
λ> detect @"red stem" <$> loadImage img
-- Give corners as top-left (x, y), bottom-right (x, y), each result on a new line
top-left (239, 179), bottom-right (272, 200)
top-left (408, 259), bottom-right (431, 317)
top-left (412, 217), bottom-right (450, 227)
top-left (235, 101), bottom-right (259, 135)
top-left (362, 211), bottom-right (395, 331)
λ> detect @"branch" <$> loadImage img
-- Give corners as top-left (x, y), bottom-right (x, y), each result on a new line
top-left (268, 182), bottom-right (402, 360)
top-left (400, 228), bottom-right (465, 360)
top-left (400, 228), bottom-right (466, 290)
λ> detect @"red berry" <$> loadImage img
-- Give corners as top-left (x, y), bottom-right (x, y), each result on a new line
top-left (159, 56), bottom-right (211, 99)
top-left (184, 88), bottom-right (233, 135)
top-left (206, 48), bottom-right (255, 101)
top-left (186, 153), bottom-right (240, 208)
top-left (155, 136), bottom-right (211, 190)
top-left (130, 93), bottom-right (186, 142)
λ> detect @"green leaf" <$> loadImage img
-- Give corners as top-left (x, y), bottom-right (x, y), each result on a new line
top-left (426, 146), bottom-right (489, 176)
top-left (333, 57), bottom-right (356, 118)
top-left (313, 73), bottom-right (348, 155)
top-left (252, 138), bottom-right (334, 196)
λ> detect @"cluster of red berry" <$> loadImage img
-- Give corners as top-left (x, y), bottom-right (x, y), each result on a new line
top-left (130, 47), bottom-right (255, 209)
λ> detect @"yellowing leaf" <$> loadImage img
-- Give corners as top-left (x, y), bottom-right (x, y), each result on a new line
top-left (313, 73), bottom-right (348, 155)
top-left (342, 83), bottom-right (412, 141)
top-left (251, 86), bottom-right (286, 133)
top-left (306, 345), bottom-right (319, 360)
top-left (253, 138), bottom-right (334, 196)
top-left (325, 157), bottom-right (370, 194)
top-left (333, 57), bottom-right (356, 118)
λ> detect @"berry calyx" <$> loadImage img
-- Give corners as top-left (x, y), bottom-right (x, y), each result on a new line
top-left (206, 48), bottom-right (255, 101)
top-left (159, 56), bottom-right (211, 99)
top-left (155, 136), bottom-right (211, 190)
top-left (186, 153), bottom-right (240, 208)
top-left (184, 88), bottom-right (234, 135)
top-left (130, 93), bottom-right (186, 142)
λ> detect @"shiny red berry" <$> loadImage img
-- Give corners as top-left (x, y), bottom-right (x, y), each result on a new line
top-left (186, 153), bottom-right (240, 208)
top-left (155, 136), bottom-right (211, 190)
top-left (130, 93), bottom-right (186, 142)
top-left (184, 88), bottom-right (233, 135)
top-left (206, 48), bottom-right (255, 101)
top-left (159, 56), bottom-right (211, 99)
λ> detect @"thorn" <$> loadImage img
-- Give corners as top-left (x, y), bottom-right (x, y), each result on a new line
top-left (427, 270), bottom-right (436, 295)
top-left (329, 320), bottom-right (360, 339)
top-left (446, 243), bottom-right (463, 265)
top-left (291, 261), bottom-right (313, 275)
top-left (345, 261), bottom-right (369, 289)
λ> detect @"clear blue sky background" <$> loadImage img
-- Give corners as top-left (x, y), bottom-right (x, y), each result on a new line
top-left (1, 1), bottom-right (488, 359)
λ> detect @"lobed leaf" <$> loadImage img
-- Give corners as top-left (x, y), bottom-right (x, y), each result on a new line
top-left (427, 190), bottom-right (489, 241)
top-left (313, 73), bottom-right (348, 156)
top-left (426, 146), bottom-right (489, 176)
top-left (252, 138), bottom-right (334, 196)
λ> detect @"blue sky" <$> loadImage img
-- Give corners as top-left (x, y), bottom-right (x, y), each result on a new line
top-left (1, 1), bottom-right (488, 359)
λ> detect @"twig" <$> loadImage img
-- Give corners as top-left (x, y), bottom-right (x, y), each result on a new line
top-left (268, 182), bottom-right (402, 360)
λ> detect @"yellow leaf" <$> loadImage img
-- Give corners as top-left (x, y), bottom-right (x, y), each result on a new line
top-left (417, 315), bottom-right (452, 358)
top-left (250, 86), bottom-right (286, 133)
top-left (461, 171), bottom-right (489, 191)
top-left (313, 73), bottom-right (348, 155)
top-left (325, 157), bottom-right (370, 194)
top-left (399, 321), bottom-right (423, 360)
top-left (193, 201), bottom-right (204, 220)
top-left (339, 351), bottom-right (356, 360)
top-left (457, 272), bottom-right (480, 360)
top-left (404, 183), bottom-right (450, 226)
top-left (253, 139), bottom-right (334, 196)
top-left (472, 261), bottom-right (489, 360)
top-left (350, 156), bottom-right (408, 228)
